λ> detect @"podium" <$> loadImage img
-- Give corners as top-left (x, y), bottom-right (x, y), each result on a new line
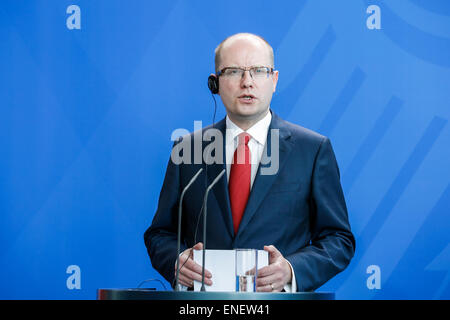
top-left (97, 289), bottom-right (334, 300)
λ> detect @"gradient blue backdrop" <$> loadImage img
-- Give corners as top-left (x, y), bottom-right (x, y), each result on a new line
top-left (1, 0), bottom-right (449, 299)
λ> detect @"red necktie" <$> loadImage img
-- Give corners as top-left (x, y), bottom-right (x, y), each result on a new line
top-left (229, 132), bottom-right (251, 234)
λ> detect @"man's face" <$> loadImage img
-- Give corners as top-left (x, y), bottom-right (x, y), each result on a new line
top-left (217, 37), bottom-right (279, 124)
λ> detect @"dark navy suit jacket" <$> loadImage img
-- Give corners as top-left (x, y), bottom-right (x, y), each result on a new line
top-left (144, 111), bottom-right (355, 292)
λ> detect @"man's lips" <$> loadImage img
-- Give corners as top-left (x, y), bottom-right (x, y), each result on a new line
top-left (237, 94), bottom-right (257, 103)
top-left (238, 94), bottom-right (256, 99)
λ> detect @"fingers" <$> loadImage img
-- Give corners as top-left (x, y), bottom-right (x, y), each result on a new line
top-left (256, 272), bottom-right (281, 287)
top-left (178, 273), bottom-right (194, 287)
top-left (193, 242), bottom-right (204, 250)
top-left (257, 246), bottom-right (290, 292)
top-left (244, 266), bottom-right (257, 276)
top-left (178, 243), bottom-right (203, 263)
top-left (181, 252), bottom-right (212, 277)
top-left (257, 283), bottom-right (282, 292)
top-left (264, 245), bottom-right (281, 262)
top-left (179, 265), bottom-right (213, 286)
top-left (256, 267), bottom-right (283, 292)
top-left (257, 264), bottom-right (275, 278)
top-left (178, 273), bottom-right (211, 287)
top-left (181, 257), bottom-right (212, 279)
top-left (174, 243), bottom-right (212, 287)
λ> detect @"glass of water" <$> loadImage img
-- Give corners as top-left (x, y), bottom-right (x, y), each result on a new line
top-left (235, 249), bottom-right (258, 292)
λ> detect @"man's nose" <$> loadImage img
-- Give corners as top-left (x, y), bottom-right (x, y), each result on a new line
top-left (240, 70), bottom-right (254, 88)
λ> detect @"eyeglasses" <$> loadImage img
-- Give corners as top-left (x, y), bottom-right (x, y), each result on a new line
top-left (217, 66), bottom-right (274, 80)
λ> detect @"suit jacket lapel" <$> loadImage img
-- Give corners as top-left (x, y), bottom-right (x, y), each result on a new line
top-left (235, 112), bottom-right (293, 239)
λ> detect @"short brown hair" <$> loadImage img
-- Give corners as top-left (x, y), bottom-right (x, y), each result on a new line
top-left (214, 33), bottom-right (274, 73)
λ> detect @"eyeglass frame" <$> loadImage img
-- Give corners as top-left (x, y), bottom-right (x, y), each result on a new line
top-left (216, 66), bottom-right (275, 79)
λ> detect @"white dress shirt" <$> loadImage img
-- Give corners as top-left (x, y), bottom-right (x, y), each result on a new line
top-left (225, 111), bottom-right (297, 293)
top-left (225, 112), bottom-right (271, 187)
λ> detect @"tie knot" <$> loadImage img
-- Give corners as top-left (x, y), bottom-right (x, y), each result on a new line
top-left (237, 132), bottom-right (251, 146)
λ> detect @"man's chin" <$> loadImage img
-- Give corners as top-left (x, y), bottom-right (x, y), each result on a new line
top-left (232, 107), bottom-right (269, 121)
top-left (234, 109), bottom-right (259, 118)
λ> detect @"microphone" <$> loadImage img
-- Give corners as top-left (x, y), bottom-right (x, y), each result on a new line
top-left (200, 168), bottom-right (226, 291)
top-left (174, 167), bottom-right (204, 291)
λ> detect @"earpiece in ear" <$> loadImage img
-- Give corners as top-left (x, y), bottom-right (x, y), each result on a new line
top-left (207, 75), bottom-right (219, 94)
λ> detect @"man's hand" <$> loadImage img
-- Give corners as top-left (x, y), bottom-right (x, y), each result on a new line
top-left (256, 245), bottom-right (292, 292)
top-left (174, 242), bottom-right (213, 288)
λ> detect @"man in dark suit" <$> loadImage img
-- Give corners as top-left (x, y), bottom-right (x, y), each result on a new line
top-left (144, 33), bottom-right (355, 292)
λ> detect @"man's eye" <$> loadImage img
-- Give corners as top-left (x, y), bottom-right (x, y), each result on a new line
top-left (254, 68), bottom-right (265, 74)
top-left (229, 69), bottom-right (240, 74)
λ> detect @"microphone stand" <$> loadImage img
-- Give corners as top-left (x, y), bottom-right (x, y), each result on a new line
top-left (200, 169), bottom-right (226, 291)
top-left (174, 168), bottom-right (204, 291)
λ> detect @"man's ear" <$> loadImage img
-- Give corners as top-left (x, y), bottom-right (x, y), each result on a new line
top-left (272, 70), bottom-right (279, 93)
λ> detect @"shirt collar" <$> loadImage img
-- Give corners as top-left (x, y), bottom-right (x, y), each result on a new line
top-left (226, 110), bottom-right (272, 146)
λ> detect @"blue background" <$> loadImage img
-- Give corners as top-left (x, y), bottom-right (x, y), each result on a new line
top-left (1, 0), bottom-right (449, 299)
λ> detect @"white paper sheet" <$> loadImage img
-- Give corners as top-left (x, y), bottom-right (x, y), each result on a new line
top-left (193, 249), bottom-right (269, 292)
